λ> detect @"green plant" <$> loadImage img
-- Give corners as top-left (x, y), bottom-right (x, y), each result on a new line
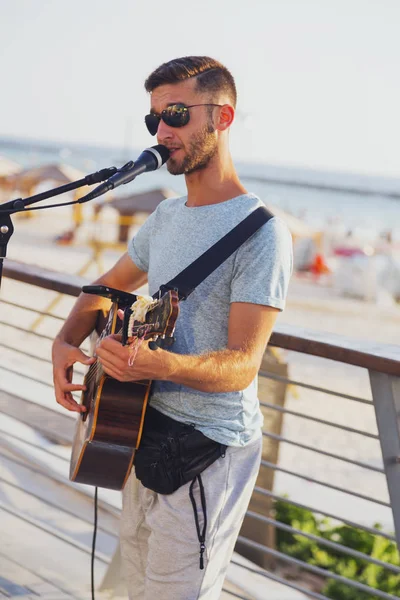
top-left (274, 499), bottom-right (400, 599)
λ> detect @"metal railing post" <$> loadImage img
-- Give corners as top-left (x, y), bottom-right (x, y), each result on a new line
top-left (369, 370), bottom-right (400, 547)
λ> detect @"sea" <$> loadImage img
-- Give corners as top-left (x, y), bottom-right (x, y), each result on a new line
top-left (1, 135), bottom-right (400, 242)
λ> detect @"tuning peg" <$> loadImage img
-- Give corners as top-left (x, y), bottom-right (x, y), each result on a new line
top-left (161, 336), bottom-right (175, 349)
top-left (149, 338), bottom-right (161, 351)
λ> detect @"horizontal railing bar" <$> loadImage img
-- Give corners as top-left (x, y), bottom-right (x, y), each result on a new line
top-left (0, 364), bottom-right (58, 389)
top-left (0, 364), bottom-right (83, 390)
top-left (0, 319), bottom-right (55, 341)
top-left (0, 548), bottom-right (79, 599)
top-left (0, 448), bottom-right (76, 486)
top-left (237, 536), bottom-right (399, 600)
top-left (0, 475), bottom-right (117, 538)
top-left (0, 390), bottom-right (75, 445)
top-left (269, 324), bottom-right (400, 377)
top-left (246, 511), bottom-right (400, 574)
top-left (0, 449), bottom-right (121, 519)
top-left (0, 298), bottom-right (65, 321)
top-left (0, 428), bottom-right (70, 462)
top-left (0, 341), bottom-right (86, 374)
top-left (0, 501), bottom-right (110, 564)
top-left (3, 259), bottom-right (87, 297)
top-left (259, 370), bottom-right (373, 404)
top-left (0, 341), bottom-right (54, 366)
top-left (253, 487), bottom-right (396, 541)
top-left (5, 260), bottom-right (400, 376)
top-left (220, 589), bottom-right (251, 600)
top-left (262, 431), bottom-right (384, 473)
top-left (260, 401), bottom-right (379, 439)
top-left (261, 460), bottom-right (391, 507)
top-left (230, 560), bottom-right (330, 600)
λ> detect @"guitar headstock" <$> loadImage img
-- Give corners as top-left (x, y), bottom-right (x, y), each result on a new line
top-left (123, 290), bottom-right (179, 345)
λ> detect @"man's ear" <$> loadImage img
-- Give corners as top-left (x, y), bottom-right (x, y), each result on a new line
top-left (216, 105), bottom-right (235, 131)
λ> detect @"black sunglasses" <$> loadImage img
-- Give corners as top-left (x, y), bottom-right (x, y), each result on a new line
top-left (145, 103), bottom-right (222, 136)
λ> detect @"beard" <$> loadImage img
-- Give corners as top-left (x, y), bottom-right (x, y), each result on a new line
top-left (166, 123), bottom-right (218, 176)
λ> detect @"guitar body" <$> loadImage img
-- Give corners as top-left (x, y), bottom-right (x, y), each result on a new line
top-left (69, 289), bottom-right (179, 490)
top-left (69, 374), bottom-right (151, 490)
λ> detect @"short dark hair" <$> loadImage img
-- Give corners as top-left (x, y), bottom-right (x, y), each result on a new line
top-left (145, 56), bottom-right (237, 107)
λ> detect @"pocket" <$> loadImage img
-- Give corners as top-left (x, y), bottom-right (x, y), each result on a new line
top-left (179, 430), bottom-right (226, 480)
top-left (133, 410), bottom-right (226, 495)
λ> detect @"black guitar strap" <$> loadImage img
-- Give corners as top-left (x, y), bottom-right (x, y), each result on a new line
top-left (160, 205), bottom-right (274, 301)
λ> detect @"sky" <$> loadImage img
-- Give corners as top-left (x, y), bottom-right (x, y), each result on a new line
top-left (0, 0), bottom-right (399, 177)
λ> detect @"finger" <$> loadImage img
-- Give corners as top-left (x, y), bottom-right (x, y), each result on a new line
top-left (66, 365), bottom-right (73, 384)
top-left (101, 363), bottom-right (124, 380)
top-left (65, 391), bottom-right (87, 412)
top-left (69, 346), bottom-right (96, 365)
top-left (58, 397), bottom-right (85, 412)
top-left (62, 382), bottom-right (88, 393)
top-left (99, 336), bottom-right (123, 351)
top-left (55, 369), bottom-right (87, 392)
top-left (76, 349), bottom-right (96, 365)
top-left (117, 309), bottom-right (124, 320)
top-left (97, 355), bottom-right (123, 374)
top-left (96, 347), bottom-right (127, 370)
top-left (109, 333), bottom-right (123, 343)
top-left (54, 386), bottom-right (86, 412)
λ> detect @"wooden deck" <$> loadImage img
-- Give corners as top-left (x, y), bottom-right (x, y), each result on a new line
top-left (0, 388), bottom-right (265, 599)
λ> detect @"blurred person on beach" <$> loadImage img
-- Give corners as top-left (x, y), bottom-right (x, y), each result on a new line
top-left (52, 56), bottom-right (292, 600)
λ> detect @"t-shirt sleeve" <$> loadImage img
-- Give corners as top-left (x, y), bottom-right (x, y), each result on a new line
top-left (128, 210), bottom-right (157, 272)
top-left (230, 216), bottom-right (293, 310)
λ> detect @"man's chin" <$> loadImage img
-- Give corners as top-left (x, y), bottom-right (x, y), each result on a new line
top-left (166, 159), bottom-right (185, 176)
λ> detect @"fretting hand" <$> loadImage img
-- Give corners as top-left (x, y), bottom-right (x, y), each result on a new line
top-left (52, 340), bottom-right (95, 412)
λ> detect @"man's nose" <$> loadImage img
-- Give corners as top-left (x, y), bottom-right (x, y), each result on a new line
top-left (157, 118), bottom-right (174, 141)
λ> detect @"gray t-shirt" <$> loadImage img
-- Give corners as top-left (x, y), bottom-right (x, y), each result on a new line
top-left (128, 193), bottom-right (292, 447)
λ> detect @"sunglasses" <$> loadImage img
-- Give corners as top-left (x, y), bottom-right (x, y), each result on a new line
top-left (145, 103), bottom-right (222, 136)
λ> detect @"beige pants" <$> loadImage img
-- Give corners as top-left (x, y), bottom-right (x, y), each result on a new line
top-left (120, 437), bottom-right (262, 600)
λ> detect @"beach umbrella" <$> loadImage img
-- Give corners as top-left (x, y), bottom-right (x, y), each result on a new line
top-left (94, 187), bottom-right (177, 242)
top-left (264, 202), bottom-right (325, 272)
top-left (0, 156), bottom-right (22, 200)
top-left (265, 202), bottom-right (321, 242)
top-left (0, 155), bottom-right (21, 178)
top-left (3, 162), bottom-right (88, 223)
top-left (5, 163), bottom-right (86, 192)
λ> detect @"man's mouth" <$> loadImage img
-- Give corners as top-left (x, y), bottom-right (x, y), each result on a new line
top-left (167, 148), bottom-right (181, 158)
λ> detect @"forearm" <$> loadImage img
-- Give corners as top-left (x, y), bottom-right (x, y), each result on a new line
top-left (163, 347), bottom-right (260, 393)
top-left (54, 253), bottom-right (147, 348)
top-left (54, 292), bottom-right (111, 348)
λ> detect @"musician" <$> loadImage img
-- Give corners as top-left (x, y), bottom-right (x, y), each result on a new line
top-left (52, 56), bottom-right (292, 600)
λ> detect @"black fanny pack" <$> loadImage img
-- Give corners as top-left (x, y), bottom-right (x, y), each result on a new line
top-left (134, 405), bottom-right (226, 495)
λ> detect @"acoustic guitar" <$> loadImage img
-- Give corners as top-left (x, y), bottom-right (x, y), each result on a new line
top-left (69, 285), bottom-right (179, 490)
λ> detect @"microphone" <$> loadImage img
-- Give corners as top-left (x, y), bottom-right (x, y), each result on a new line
top-left (79, 145), bottom-right (170, 203)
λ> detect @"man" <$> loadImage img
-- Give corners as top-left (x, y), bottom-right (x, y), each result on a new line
top-left (52, 56), bottom-right (292, 600)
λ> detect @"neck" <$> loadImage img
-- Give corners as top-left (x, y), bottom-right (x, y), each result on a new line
top-left (184, 147), bottom-right (247, 207)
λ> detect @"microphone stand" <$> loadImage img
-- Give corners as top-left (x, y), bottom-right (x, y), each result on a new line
top-left (0, 165), bottom-right (118, 291)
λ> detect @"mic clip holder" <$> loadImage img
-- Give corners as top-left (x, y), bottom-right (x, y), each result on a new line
top-left (0, 214), bottom-right (14, 260)
top-left (82, 284), bottom-right (137, 307)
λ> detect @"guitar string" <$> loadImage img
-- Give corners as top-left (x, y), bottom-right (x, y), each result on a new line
top-left (81, 322), bottom-right (149, 389)
top-left (81, 297), bottom-right (174, 392)
top-left (80, 321), bottom-right (114, 394)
